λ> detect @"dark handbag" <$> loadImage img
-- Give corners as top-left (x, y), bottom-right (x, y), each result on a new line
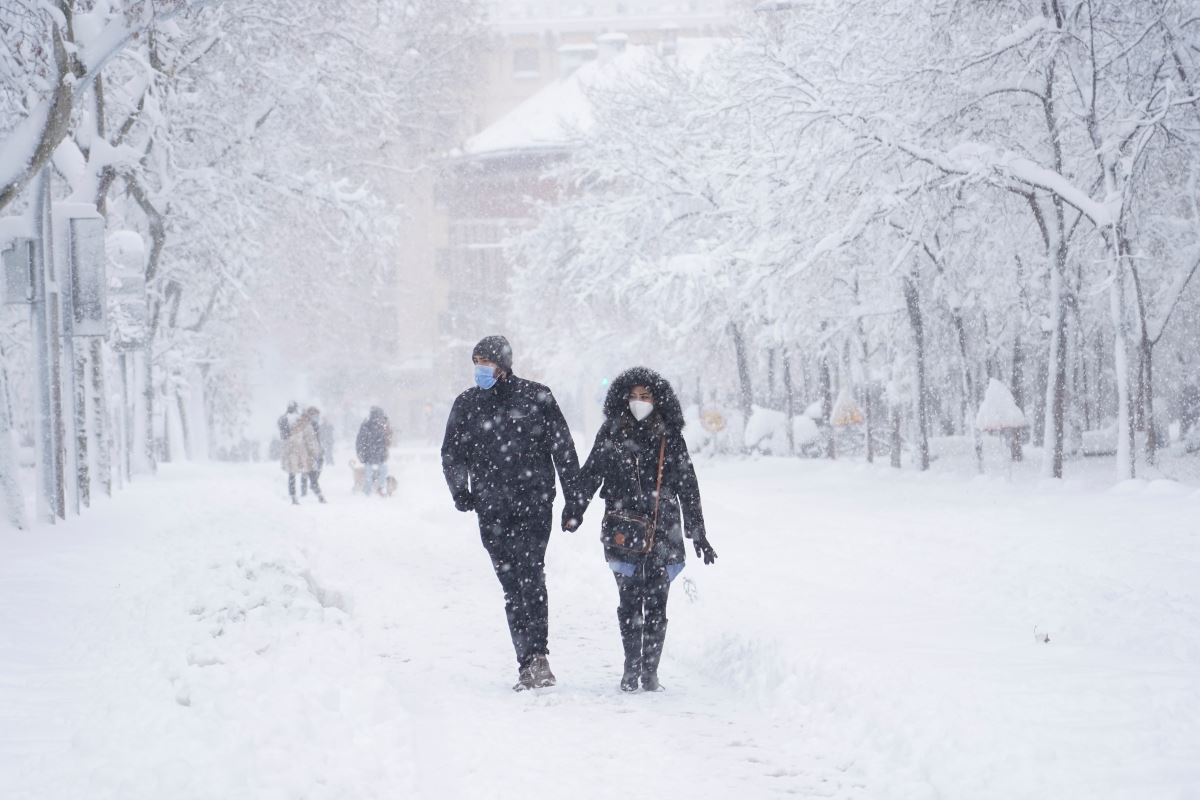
top-left (601, 437), bottom-right (666, 557)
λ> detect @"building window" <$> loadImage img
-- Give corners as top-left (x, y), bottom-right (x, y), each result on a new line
top-left (513, 48), bottom-right (540, 79)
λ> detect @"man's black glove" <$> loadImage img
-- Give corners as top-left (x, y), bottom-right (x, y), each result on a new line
top-left (561, 507), bottom-right (582, 532)
top-left (693, 537), bottom-right (718, 565)
top-left (453, 490), bottom-right (475, 513)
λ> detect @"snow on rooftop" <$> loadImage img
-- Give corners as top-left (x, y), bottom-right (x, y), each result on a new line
top-left (463, 39), bottom-right (722, 158)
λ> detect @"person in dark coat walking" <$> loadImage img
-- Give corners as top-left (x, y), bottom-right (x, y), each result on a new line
top-left (441, 335), bottom-right (581, 691)
top-left (356, 407), bottom-right (392, 496)
top-left (572, 367), bottom-right (717, 692)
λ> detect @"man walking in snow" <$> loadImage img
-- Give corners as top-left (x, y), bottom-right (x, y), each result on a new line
top-left (441, 335), bottom-right (581, 691)
top-left (356, 407), bottom-right (392, 496)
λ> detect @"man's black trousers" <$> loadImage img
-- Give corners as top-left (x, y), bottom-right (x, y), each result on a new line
top-left (479, 504), bottom-right (552, 667)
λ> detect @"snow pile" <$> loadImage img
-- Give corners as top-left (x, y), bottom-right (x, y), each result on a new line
top-left (3, 457), bottom-right (1199, 798)
top-left (793, 414), bottom-right (821, 446)
top-left (683, 404), bottom-right (745, 455)
top-left (743, 405), bottom-right (787, 454)
top-left (975, 377), bottom-right (1026, 431)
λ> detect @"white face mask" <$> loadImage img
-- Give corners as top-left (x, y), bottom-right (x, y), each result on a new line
top-left (629, 399), bottom-right (654, 422)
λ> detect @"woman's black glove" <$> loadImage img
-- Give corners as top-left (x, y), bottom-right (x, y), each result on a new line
top-left (453, 490), bottom-right (475, 513)
top-left (693, 537), bottom-right (718, 565)
top-left (561, 507), bottom-right (582, 532)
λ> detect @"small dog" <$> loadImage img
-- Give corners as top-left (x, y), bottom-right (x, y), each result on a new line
top-left (349, 457), bottom-right (397, 497)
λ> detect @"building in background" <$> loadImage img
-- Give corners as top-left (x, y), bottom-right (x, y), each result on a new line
top-left (392, 2), bottom-right (733, 438)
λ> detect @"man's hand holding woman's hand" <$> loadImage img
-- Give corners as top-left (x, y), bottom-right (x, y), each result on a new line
top-left (561, 507), bottom-right (582, 532)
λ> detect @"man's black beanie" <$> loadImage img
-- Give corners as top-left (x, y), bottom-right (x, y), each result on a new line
top-left (472, 335), bottom-right (513, 373)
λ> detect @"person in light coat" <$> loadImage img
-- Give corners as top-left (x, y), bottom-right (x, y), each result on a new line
top-left (282, 407), bottom-right (325, 504)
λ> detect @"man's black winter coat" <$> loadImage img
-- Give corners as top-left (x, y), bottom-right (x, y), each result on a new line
top-left (441, 375), bottom-right (579, 516)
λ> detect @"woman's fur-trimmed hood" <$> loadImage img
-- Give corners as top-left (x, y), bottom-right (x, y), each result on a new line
top-left (602, 367), bottom-right (685, 433)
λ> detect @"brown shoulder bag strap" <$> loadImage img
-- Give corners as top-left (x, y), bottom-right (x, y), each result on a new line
top-left (647, 436), bottom-right (667, 550)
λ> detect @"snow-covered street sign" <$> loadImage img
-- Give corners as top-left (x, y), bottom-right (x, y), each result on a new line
top-left (1, 239), bottom-right (34, 305)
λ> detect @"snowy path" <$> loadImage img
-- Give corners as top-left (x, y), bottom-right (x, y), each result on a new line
top-left (2, 453), bottom-right (1199, 799)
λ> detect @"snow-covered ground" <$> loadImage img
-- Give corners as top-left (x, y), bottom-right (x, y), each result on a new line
top-left (2, 452), bottom-right (1198, 799)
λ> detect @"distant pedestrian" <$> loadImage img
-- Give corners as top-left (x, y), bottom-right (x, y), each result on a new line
top-left (356, 407), bottom-right (392, 496)
top-left (572, 367), bottom-right (717, 692)
top-left (441, 335), bottom-right (581, 691)
top-left (318, 418), bottom-right (335, 466)
top-left (282, 406), bottom-right (325, 504)
top-left (278, 401), bottom-right (299, 439)
top-left (1182, 384), bottom-right (1200, 439)
top-left (272, 402), bottom-right (299, 460)
top-left (301, 408), bottom-right (330, 499)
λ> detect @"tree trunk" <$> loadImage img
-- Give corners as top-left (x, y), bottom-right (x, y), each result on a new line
top-left (175, 388), bottom-right (192, 460)
top-left (953, 314), bottom-right (982, 474)
top-left (1139, 336), bottom-right (1157, 464)
top-left (144, 348), bottom-right (157, 472)
top-left (31, 172), bottom-right (63, 522)
top-left (782, 349), bottom-right (795, 456)
top-left (819, 349), bottom-right (834, 460)
top-left (90, 338), bottom-right (111, 496)
top-left (1110, 246), bottom-right (1135, 480)
top-left (1010, 335), bottom-right (1025, 462)
top-left (766, 348), bottom-right (777, 409)
top-left (890, 402), bottom-right (902, 469)
top-left (858, 320), bottom-right (874, 464)
top-left (119, 352), bottom-right (133, 482)
top-left (1041, 265), bottom-right (1068, 479)
top-left (73, 348), bottom-right (90, 509)
top-left (728, 322), bottom-right (754, 429)
top-left (902, 274), bottom-right (930, 471)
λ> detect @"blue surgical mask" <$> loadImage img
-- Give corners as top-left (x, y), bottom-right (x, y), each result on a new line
top-left (474, 364), bottom-right (497, 390)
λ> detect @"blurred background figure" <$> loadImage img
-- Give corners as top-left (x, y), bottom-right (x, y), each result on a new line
top-left (356, 407), bottom-right (393, 496)
top-left (283, 407), bottom-right (325, 504)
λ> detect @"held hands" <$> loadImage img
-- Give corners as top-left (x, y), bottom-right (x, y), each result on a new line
top-left (453, 490), bottom-right (475, 513)
top-left (693, 537), bottom-right (718, 565)
top-left (561, 507), bottom-right (582, 532)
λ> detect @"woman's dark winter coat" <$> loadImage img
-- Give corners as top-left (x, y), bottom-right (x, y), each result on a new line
top-left (574, 367), bottom-right (707, 566)
top-left (356, 408), bottom-right (392, 464)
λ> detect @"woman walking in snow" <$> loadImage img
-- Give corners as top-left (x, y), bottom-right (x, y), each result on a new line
top-left (569, 367), bottom-right (717, 692)
top-left (282, 406), bottom-right (325, 504)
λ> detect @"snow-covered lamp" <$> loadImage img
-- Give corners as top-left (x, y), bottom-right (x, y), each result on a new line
top-left (976, 378), bottom-right (1027, 467)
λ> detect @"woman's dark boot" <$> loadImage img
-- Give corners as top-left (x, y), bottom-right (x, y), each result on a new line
top-left (619, 614), bottom-right (642, 692)
top-left (641, 616), bottom-right (667, 692)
